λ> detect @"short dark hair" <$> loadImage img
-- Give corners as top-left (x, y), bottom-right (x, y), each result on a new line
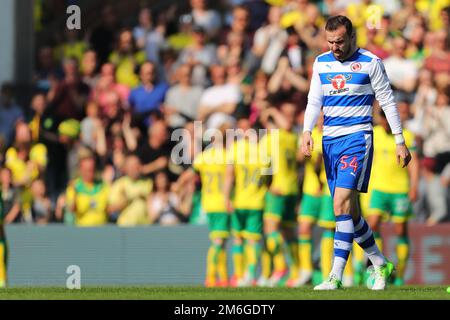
top-left (325, 15), bottom-right (353, 37)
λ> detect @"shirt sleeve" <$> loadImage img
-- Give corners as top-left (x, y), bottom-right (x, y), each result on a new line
top-left (303, 59), bottom-right (323, 133)
top-left (369, 58), bottom-right (403, 135)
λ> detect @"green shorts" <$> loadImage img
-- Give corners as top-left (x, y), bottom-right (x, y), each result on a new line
top-left (263, 192), bottom-right (297, 227)
top-left (206, 212), bottom-right (231, 240)
top-left (232, 209), bottom-right (263, 241)
top-left (368, 190), bottom-right (412, 223)
top-left (298, 194), bottom-right (335, 229)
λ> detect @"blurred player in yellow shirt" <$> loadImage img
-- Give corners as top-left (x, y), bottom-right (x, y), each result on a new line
top-left (258, 103), bottom-right (299, 287)
top-left (224, 118), bottom-right (270, 287)
top-left (176, 124), bottom-right (232, 287)
top-left (365, 110), bottom-right (419, 285)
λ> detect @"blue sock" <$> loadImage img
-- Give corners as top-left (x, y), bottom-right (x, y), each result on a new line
top-left (353, 216), bottom-right (385, 267)
top-left (330, 214), bottom-right (354, 280)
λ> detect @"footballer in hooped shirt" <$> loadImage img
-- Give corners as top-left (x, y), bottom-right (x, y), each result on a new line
top-left (301, 15), bottom-right (412, 290)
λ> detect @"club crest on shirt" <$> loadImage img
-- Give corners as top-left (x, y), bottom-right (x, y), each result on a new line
top-left (327, 74), bottom-right (352, 95)
top-left (350, 62), bottom-right (362, 72)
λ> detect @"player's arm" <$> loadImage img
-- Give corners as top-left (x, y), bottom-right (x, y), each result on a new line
top-left (172, 167), bottom-right (197, 193)
top-left (302, 59), bottom-right (322, 157)
top-left (407, 150), bottom-right (419, 202)
top-left (260, 107), bottom-right (290, 131)
top-left (369, 58), bottom-right (411, 167)
top-left (223, 164), bottom-right (235, 213)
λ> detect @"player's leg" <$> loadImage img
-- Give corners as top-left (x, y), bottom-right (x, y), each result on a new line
top-left (315, 187), bottom-right (356, 290)
top-left (353, 193), bottom-right (370, 285)
top-left (206, 213), bottom-right (230, 287)
top-left (318, 194), bottom-right (335, 284)
top-left (296, 194), bottom-right (320, 286)
top-left (263, 192), bottom-right (287, 286)
top-left (391, 193), bottom-right (412, 286)
top-left (240, 210), bottom-right (263, 287)
top-left (231, 210), bottom-right (245, 286)
top-left (282, 195), bottom-right (299, 286)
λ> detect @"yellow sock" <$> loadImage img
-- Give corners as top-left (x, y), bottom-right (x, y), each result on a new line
top-left (274, 250), bottom-right (287, 273)
top-left (0, 241), bottom-right (6, 287)
top-left (261, 248), bottom-right (272, 279)
top-left (396, 236), bottom-right (410, 280)
top-left (218, 248), bottom-right (228, 282)
top-left (232, 244), bottom-right (244, 280)
top-left (206, 245), bottom-right (219, 284)
top-left (320, 230), bottom-right (334, 279)
top-left (266, 231), bottom-right (282, 256)
top-left (299, 235), bottom-right (313, 272)
top-left (245, 242), bottom-right (259, 280)
top-left (287, 240), bottom-right (299, 279)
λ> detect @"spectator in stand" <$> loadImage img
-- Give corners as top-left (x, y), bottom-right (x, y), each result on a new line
top-left (64, 150), bottom-right (110, 227)
top-left (4, 122), bottom-right (47, 223)
top-left (383, 36), bottom-right (419, 103)
top-left (197, 64), bottom-right (241, 130)
top-left (47, 57), bottom-right (90, 121)
top-left (167, 14), bottom-right (195, 52)
top-left (89, 5), bottom-right (120, 66)
top-left (135, 120), bottom-right (172, 178)
top-left (251, 5), bottom-right (288, 75)
top-left (128, 61), bottom-right (170, 128)
top-left (80, 50), bottom-right (99, 89)
top-left (34, 46), bottom-right (63, 93)
top-left (108, 154), bottom-right (152, 226)
top-left (80, 102), bottom-right (103, 152)
top-left (28, 92), bottom-right (47, 143)
top-left (91, 63), bottom-right (130, 115)
top-left (29, 178), bottom-right (53, 224)
top-left (176, 25), bottom-right (217, 87)
top-left (147, 170), bottom-right (189, 225)
top-left (220, 5), bottom-right (252, 53)
top-left (419, 88), bottom-right (450, 225)
top-left (189, 0), bottom-right (222, 41)
top-left (423, 29), bottom-right (450, 79)
top-left (54, 29), bottom-right (88, 66)
top-left (0, 83), bottom-right (24, 146)
top-left (163, 64), bottom-right (203, 130)
top-left (108, 29), bottom-right (146, 89)
top-left (133, 8), bottom-right (153, 50)
top-left (364, 27), bottom-right (390, 60)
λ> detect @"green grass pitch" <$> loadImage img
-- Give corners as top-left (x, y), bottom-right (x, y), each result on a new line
top-left (0, 286), bottom-right (448, 300)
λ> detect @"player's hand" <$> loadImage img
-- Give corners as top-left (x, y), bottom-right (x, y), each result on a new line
top-left (408, 187), bottom-right (418, 202)
top-left (396, 144), bottom-right (411, 168)
top-left (301, 131), bottom-right (314, 158)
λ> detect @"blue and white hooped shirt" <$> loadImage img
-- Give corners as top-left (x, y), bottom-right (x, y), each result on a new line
top-left (304, 48), bottom-right (402, 142)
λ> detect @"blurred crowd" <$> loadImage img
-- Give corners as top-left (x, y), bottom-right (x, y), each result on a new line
top-left (0, 0), bottom-right (449, 226)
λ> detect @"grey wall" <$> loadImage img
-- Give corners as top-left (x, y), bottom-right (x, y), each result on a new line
top-left (6, 225), bottom-right (211, 287)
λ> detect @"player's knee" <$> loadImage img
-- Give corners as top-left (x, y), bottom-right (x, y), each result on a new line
top-left (394, 222), bottom-right (407, 236)
top-left (299, 222), bottom-right (312, 236)
top-left (212, 238), bottom-right (225, 247)
top-left (333, 198), bottom-right (350, 215)
top-left (233, 237), bottom-right (243, 246)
